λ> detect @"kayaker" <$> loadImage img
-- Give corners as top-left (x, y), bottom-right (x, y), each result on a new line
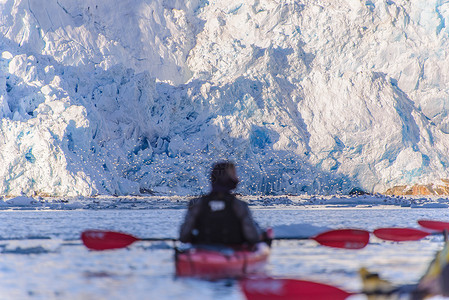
top-left (179, 161), bottom-right (264, 246)
top-left (414, 240), bottom-right (449, 298)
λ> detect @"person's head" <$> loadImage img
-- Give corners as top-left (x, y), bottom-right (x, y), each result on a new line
top-left (210, 161), bottom-right (239, 192)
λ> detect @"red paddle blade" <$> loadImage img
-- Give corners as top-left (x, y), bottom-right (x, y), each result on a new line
top-left (373, 228), bottom-right (430, 241)
top-left (240, 277), bottom-right (353, 300)
top-left (81, 230), bottom-right (140, 250)
top-left (313, 229), bottom-right (370, 249)
top-left (418, 220), bottom-right (449, 231)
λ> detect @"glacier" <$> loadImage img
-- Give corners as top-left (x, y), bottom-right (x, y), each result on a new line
top-left (1, 0), bottom-right (449, 196)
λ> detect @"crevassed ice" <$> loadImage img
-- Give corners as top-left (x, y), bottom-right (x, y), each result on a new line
top-left (0, 0), bottom-right (449, 196)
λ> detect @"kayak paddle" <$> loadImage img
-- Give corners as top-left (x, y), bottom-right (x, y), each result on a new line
top-left (372, 228), bottom-right (434, 241)
top-left (418, 220), bottom-right (449, 231)
top-left (275, 229), bottom-right (370, 249)
top-left (240, 277), bottom-right (353, 300)
top-left (81, 228), bottom-right (370, 251)
top-left (372, 219), bottom-right (449, 242)
top-left (81, 230), bottom-right (176, 251)
top-left (240, 277), bottom-right (415, 300)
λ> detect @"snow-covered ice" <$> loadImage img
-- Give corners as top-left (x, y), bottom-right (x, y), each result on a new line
top-left (1, 206), bottom-right (449, 299)
top-left (1, 0), bottom-right (449, 196)
top-left (2, 193), bottom-right (449, 210)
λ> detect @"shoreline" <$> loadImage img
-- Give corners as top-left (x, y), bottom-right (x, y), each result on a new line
top-left (1, 194), bottom-right (449, 210)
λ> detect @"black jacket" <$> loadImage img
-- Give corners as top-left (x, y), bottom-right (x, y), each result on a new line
top-left (179, 192), bottom-right (262, 245)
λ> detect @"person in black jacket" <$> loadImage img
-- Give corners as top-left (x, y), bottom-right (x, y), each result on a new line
top-left (179, 161), bottom-right (263, 245)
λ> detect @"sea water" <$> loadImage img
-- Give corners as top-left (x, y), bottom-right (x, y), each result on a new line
top-left (0, 208), bottom-right (448, 300)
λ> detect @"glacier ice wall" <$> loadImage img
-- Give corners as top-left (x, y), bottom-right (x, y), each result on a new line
top-left (1, 0), bottom-right (449, 196)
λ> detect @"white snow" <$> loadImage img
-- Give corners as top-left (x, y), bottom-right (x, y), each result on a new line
top-left (1, 0), bottom-right (449, 196)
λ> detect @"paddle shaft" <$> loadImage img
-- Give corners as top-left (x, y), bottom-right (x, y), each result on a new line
top-left (274, 237), bottom-right (319, 240)
top-left (138, 226), bottom-right (447, 244)
top-left (140, 238), bottom-right (177, 242)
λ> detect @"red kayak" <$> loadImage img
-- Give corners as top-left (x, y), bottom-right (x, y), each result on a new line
top-left (175, 242), bottom-right (270, 280)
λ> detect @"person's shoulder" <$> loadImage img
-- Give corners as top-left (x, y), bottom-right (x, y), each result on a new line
top-left (187, 195), bottom-right (207, 208)
top-left (232, 195), bottom-right (250, 208)
top-left (231, 196), bottom-right (252, 218)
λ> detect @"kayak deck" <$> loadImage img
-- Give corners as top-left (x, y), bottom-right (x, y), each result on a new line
top-left (175, 242), bottom-right (270, 280)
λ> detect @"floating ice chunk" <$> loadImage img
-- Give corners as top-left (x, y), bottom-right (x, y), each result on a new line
top-left (5, 196), bottom-right (40, 207)
top-left (60, 201), bottom-right (84, 209)
top-left (2, 51), bottom-right (13, 60)
top-left (411, 203), bottom-right (449, 208)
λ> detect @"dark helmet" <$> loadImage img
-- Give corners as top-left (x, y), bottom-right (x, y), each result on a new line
top-left (210, 161), bottom-right (239, 192)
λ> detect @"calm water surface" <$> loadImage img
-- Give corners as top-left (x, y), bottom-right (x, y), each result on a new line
top-left (1, 208), bottom-right (448, 300)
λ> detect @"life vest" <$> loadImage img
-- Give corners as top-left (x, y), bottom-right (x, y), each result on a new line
top-left (193, 193), bottom-right (245, 245)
